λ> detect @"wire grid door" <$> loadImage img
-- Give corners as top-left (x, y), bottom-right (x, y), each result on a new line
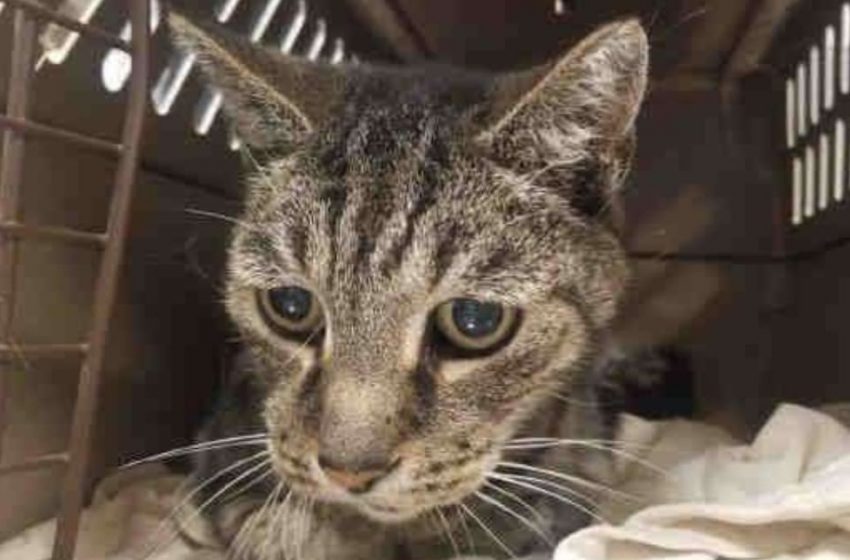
top-left (0, 0), bottom-right (149, 558)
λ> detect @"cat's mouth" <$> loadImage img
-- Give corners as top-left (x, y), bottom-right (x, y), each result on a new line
top-left (271, 450), bottom-right (490, 523)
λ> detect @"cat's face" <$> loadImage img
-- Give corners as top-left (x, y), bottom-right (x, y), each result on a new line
top-left (170, 13), bottom-right (647, 523)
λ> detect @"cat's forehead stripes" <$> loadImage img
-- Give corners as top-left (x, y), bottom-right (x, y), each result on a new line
top-left (236, 124), bottom-right (620, 319)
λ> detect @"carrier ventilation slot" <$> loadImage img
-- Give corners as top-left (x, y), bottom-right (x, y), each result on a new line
top-left (786, 4), bottom-right (850, 226)
top-left (29, 0), bottom-right (351, 151)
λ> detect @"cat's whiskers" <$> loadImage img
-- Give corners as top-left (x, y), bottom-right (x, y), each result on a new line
top-left (259, 482), bottom-right (286, 559)
top-left (488, 472), bottom-right (605, 524)
top-left (183, 207), bottom-right (262, 233)
top-left (647, 4), bottom-right (709, 43)
top-left (459, 502), bottom-right (517, 559)
top-left (543, 390), bottom-right (618, 409)
top-left (507, 436), bottom-right (648, 448)
top-left (119, 433), bottom-right (271, 470)
top-left (297, 496), bottom-right (315, 560)
top-left (483, 480), bottom-right (548, 525)
top-left (504, 439), bottom-right (666, 477)
top-left (256, 489), bottom-right (291, 559)
top-left (224, 328), bottom-right (321, 559)
top-left (137, 449), bottom-right (270, 560)
top-left (178, 457), bottom-right (275, 543)
top-left (474, 489), bottom-right (553, 546)
top-left (496, 459), bottom-right (639, 501)
top-left (271, 489), bottom-right (293, 555)
top-left (233, 479), bottom-right (283, 559)
top-left (454, 504), bottom-right (477, 555)
top-left (491, 471), bottom-right (597, 508)
top-left (434, 507), bottom-right (461, 558)
top-left (288, 494), bottom-right (305, 560)
top-left (505, 437), bottom-right (654, 457)
top-left (532, 470), bottom-right (631, 509)
top-left (241, 142), bottom-right (279, 193)
top-left (232, 482), bottom-right (273, 559)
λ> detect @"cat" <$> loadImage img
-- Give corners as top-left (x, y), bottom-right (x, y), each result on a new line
top-left (166, 8), bottom-right (648, 559)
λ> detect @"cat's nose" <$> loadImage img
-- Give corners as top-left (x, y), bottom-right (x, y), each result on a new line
top-left (317, 454), bottom-right (391, 493)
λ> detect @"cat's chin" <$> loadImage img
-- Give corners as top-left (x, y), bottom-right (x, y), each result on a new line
top-left (353, 503), bottom-right (423, 524)
top-left (350, 498), bottom-right (465, 525)
top-left (302, 483), bottom-right (467, 525)
top-left (306, 486), bottom-right (431, 524)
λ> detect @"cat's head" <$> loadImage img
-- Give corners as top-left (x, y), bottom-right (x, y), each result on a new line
top-left (170, 13), bottom-right (647, 523)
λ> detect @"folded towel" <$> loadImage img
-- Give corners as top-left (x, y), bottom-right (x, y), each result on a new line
top-left (1, 403), bottom-right (847, 560)
top-left (556, 404), bottom-right (850, 560)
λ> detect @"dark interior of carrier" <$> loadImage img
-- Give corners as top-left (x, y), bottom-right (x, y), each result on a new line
top-left (0, 0), bottom-right (847, 557)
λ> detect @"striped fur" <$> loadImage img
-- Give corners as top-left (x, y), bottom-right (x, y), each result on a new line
top-left (169, 11), bottom-right (648, 559)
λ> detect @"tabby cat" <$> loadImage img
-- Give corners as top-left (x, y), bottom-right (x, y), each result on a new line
top-left (167, 9), bottom-right (648, 559)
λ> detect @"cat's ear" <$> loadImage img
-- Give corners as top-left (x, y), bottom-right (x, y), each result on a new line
top-left (167, 10), bottom-right (346, 151)
top-left (477, 19), bottom-right (648, 216)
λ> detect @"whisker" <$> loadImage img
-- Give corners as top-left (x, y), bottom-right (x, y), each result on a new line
top-left (299, 496), bottom-right (315, 560)
top-left (184, 207), bottom-right (260, 232)
top-left (454, 504), bottom-right (476, 555)
top-left (579, 443), bottom-right (668, 476)
top-left (137, 450), bottom-right (270, 560)
top-left (489, 474), bottom-right (606, 524)
top-left (292, 494), bottom-right (309, 560)
top-left (241, 143), bottom-right (278, 191)
top-left (179, 458), bottom-right (274, 538)
top-left (519, 441), bottom-right (665, 476)
top-left (483, 480), bottom-right (548, 525)
top-left (270, 490), bottom-right (295, 559)
top-left (260, 483), bottom-right (286, 559)
top-left (266, 482), bottom-right (290, 558)
top-left (435, 507), bottom-right (461, 558)
top-left (507, 437), bottom-right (649, 450)
top-left (649, 4), bottom-right (709, 44)
top-left (307, 497), bottom-right (317, 556)
top-left (544, 391), bottom-right (610, 409)
top-left (282, 494), bottom-right (301, 560)
top-left (500, 470), bottom-right (639, 508)
top-left (474, 490), bottom-right (553, 546)
top-left (122, 440), bottom-right (269, 469)
top-left (491, 472), bottom-right (595, 507)
top-left (272, 489), bottom-right (293, 555)
top-left (497, 460), bottom-right (638, 500)
top-left (424, 511), bottom-right (442, 551)
top-left (504, 439), bottom-right (664, 475)
top-left (459, 502), bottom-right (517, 559)
top-left (234, 480), bottom-right (283, 560)
top-left (120, 433), bottom-right (270, 470)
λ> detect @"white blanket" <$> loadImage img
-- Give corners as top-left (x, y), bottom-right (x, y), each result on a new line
top-left (1, 403), bottom-right (848, 560)
top-left (556, 403), bottom-right (850, 560)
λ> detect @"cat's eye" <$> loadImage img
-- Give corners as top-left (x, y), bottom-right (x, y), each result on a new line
top-left (258, 286), bottom-right (324, 337)
top-left (434, 298), bottom-right (518, 353)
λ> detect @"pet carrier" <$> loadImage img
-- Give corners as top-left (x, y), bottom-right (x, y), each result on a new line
top-left (0, 0), bottom-right (846, 559)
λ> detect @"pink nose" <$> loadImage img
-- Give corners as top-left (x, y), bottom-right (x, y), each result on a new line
top-left (323, 466), bottom-right (385, 492)
top-left (318, 455), bottom-right (388, 493)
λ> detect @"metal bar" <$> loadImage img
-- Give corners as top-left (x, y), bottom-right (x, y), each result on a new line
top-left (0, 4), bottom-right (37, 474)
top-left (0, 222), bottom-right (107, 246)
top-left (0, 452), bottom-right (69, 477)
top-left (51, 0), bottom-right (149, 556)
top-left (0, 343), bottom-right (88, 357)
top-left (0, 115), bottom-right (123, 156)
top-left (3, 0), bottom-right (129, 51)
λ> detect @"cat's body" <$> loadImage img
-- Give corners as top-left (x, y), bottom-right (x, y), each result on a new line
top-left (167, 9), bottom-right (649, 559)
